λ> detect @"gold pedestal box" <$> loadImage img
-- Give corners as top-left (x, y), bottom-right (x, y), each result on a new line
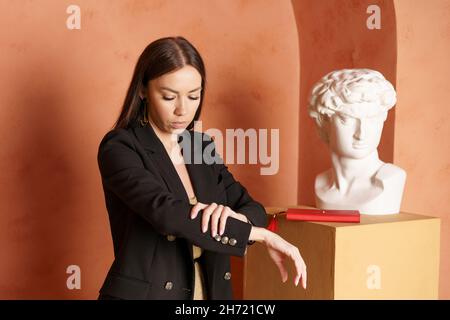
top-left (243, 206), bottom-right (440, 300)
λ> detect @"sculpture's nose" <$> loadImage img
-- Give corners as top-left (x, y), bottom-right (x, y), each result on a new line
top-left (354, 119), bottom-right (368, 141)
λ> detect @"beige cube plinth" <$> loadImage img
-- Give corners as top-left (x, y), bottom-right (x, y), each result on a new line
top-left (243, 206), bottom-right (440, 300)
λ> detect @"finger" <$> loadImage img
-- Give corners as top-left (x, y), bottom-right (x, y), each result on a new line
top-left (202, 203), bottom-right (217, 233)
top-left (231, 211), bottom-right (248, 223)
top-left (298, 265), bottom-right (306, 289)
top-left (296, 259), bottom-right (307, 289)
top-left (219, 206), bottom-right (231, 235)
top-left (291, 248), bottom-right (303, 287)
top-left (210, 204), bottom-right (223, 237)
top-left (273, 259), bottom-right (288, 283)
top-left (190, 202), bottom-right (207, 219)
top-left (302, 263), bottom-right (307, 289)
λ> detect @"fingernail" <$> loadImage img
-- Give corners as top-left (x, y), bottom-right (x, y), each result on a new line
top-left (219, 229), bottom-right (223, 235)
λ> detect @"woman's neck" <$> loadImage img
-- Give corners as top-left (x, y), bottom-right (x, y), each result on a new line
top-left (330, 150), bottom-right (384, 194)
top-left (148, 119), bottom-right (178, 152)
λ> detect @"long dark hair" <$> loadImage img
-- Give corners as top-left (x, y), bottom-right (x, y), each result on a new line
top-left (112, 36), bottom-right (206, 130)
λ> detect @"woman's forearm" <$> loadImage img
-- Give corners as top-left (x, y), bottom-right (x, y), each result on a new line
top-left (249, 226), bottom-right (269, 243)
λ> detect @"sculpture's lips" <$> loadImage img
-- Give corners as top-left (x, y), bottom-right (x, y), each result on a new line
top-left (352, 143), bottom-right (368, 149)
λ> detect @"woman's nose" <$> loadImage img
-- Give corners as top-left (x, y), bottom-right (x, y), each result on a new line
top-left (174, 98), bottom-right (187, 116)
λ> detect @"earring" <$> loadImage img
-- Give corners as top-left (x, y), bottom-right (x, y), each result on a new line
top-left (140, 98), bottom-right (149, 127)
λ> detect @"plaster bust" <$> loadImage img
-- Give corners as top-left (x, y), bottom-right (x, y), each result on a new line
top-left (308, 69), bottom-right (406, 215)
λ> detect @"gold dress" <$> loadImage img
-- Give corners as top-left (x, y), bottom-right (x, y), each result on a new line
top-left (189, 196), bottom-right (207, 300)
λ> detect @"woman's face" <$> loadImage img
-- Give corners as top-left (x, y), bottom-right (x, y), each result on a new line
top-left (143, 65), bottom-right (202, 134)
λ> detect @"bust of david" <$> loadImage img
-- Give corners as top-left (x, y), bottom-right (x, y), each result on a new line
top-left (308, 69), bottom-right (406, 215)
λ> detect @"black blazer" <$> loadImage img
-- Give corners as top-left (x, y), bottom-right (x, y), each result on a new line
top-left (97, 122), bottom-right (268, 300)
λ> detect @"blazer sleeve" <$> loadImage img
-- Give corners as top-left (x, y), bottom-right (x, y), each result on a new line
top-left (97, 129), bottom-right (252, 257)
top-left (205, 135), bottom-right (268, 231)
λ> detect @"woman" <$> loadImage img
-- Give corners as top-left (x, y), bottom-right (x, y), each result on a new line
top-left (97, 36), bottom-right (307, 300)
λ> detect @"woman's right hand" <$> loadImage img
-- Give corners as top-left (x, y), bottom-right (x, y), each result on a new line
top-left (250, 227), bottom-right (307, 289)
top-left (190, 202), bottom-right (248, 237)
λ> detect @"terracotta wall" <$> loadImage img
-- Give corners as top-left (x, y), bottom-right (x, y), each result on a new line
top-left (0, 0), bottom-right (299, 299)
top-left (393, 0), bottom-right (450, 299)
top-left (0, 0), bottom-right (448, 300)
top-left (292, 0), bottom-right (397, 206)
top-left (291, 0), bottom-right (449, 299)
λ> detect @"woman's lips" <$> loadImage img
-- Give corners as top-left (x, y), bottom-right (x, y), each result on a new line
top-left (170, 121), bottom-right (188, 129)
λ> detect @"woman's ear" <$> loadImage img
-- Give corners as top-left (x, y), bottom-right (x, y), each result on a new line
top-left (139, 86), bottom-right (148, 100)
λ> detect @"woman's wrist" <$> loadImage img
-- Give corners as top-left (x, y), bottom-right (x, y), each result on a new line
top-left (249, 226), bottom-right (269, 244)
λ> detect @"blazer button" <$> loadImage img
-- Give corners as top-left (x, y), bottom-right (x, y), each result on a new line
top-left (166, 234), bottom-right (176, 241)
top-left (214, 234), bottom-right (222, 242)
top-left (229, 238), bottom-right (237, 246)
top-left (224, 272), bottom-right (231, 280)
top-left (221, 236), bottom-right (229, 244)
top-left (164, 281), bottom-right (173, 290)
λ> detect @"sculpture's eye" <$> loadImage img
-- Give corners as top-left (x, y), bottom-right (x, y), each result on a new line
top-left (338, 114), bottom-right (352, 126)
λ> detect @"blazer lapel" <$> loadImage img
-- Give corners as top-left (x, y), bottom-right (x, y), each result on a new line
top-left (132, 124), bottom-right (196, 266)
top-left (133, 124), bottom-right (213, 203)
top-left (132, 124), bottom-right (220, 298)
top-left (132, 124), bottom-right (190, 202)
top-left (183, 132), bottom-right (215, 205)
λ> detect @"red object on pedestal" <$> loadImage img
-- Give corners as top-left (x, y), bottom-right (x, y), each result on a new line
top-left (267, 214), bottom-right (278, 232)
top-left (286, 208), bottom-right (360, 223)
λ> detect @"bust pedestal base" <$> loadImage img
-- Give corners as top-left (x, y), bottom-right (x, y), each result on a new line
top-left (243, 206), bottom-right (440, 299)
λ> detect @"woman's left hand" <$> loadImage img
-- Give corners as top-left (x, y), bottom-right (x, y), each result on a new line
top-left (190, 202), bottom-right (248, 237)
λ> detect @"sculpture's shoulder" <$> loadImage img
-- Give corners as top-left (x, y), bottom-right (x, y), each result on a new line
top-left (375, 163), bottom-right (407, 185)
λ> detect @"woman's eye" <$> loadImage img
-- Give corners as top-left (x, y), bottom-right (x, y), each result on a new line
top-left (189, 96), bottom-right (200, 100)
top-left (162, 96), bottom-right (175, 101)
